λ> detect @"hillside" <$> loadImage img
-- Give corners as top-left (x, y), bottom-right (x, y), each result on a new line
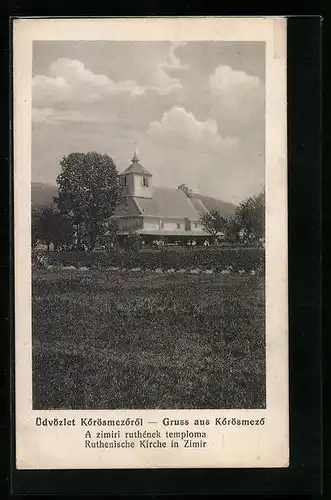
top-left (192, 193), bottom-right (236, 219)
top-left (31, 182), bottom-right (58, 209)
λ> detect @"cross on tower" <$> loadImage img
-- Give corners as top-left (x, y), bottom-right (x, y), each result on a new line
top-left (132, 150), bottom-right (139, 163)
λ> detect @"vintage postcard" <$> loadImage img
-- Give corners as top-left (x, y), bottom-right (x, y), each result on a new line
top-left (13, 17), bottom-right (288, 469)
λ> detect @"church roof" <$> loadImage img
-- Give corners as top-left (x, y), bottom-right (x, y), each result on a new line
top-left (134, 187), bottom-right (199, 219)
top-left (113, 187), bottom-right (236, 220)
top-left (113, 196), bottom-right (142, 217)
top-left (122, 152), bottom-right (152, 176)
top-left (186, 196), bottom-right (210, 216)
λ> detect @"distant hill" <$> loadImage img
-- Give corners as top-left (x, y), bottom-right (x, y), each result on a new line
top-left (192, 193), bottom-right (236, 219)
top-left (31, 182), bottom-right (58, 209)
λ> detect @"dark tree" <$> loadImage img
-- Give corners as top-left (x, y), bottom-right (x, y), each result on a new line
top-left (199, 210), bottom-right (228, 238)
top-left (99, 219), bottom-right (120, 250)
top-left (32, 209), bottom-right (42, 248)
top-left (34, 206), bottom-right (74, 251)
top-left (123, 233), bottom-right (142, 252)
top-left (236, 191), bottom-right (265, 241)
top-left (55, 152), bottom-right (121, 250)
top-left (226, 216), bottom-right (242, 243)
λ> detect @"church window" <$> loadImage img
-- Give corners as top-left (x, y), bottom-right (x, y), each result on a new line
top-left (123, 176), bottom-right (127, 186)
top-left (142, 176), bottom-right (149, 187)
top-left (177, 223), bottom-right (180, 229)
top-left (161, 221), bottom-right (164, 229)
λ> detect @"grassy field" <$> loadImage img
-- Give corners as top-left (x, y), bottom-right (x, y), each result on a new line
top-left (32, 270), bottom-right (265, 409)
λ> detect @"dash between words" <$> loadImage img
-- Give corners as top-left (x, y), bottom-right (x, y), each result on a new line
top-left (35, 416), bottom-right (266, 428)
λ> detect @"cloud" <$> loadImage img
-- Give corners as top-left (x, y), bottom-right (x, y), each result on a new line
top-left (135, 42), bottom-right (188, 94)
top-left (33, 58), bottom-right (139, 108)
top-left (160, 42), bottom-right (189, 71)
top-left (144, 66), bottom-right (182, 96)
top-left (208, 65), bottom-right (264, 124)
top-left (140, 106), bottom-right (241, 201)
top-left (209, 65), bottom-right (260, 94)
top-left (31, 106), bottom-right (119, 125)
top-left (148, 106), bottom-right (237, 151)
top-left (33, 55), bottom-right (184, 111)
top-left (32, 107), bottom-right (57, 124)
top-left (31, 45), bottom-right (190, 126)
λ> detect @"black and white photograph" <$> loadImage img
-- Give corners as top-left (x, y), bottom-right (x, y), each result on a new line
top-left (31, 39), bottom-right (266, 411)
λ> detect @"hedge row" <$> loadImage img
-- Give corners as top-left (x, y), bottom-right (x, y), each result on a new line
top-left (33, 247), bottom-right (265, 272)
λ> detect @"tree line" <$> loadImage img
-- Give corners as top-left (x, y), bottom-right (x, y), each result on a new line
top-left (198, 191), bottom-right (265, 244)
top-left (32, 152), bottom-right (265, 251)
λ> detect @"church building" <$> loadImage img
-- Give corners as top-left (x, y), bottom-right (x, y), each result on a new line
top-left (110, 152), bottom-right (235, 244)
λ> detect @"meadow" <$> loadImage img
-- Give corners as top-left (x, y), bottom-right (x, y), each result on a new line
top-left (32, 269), bottom-right (266, 409)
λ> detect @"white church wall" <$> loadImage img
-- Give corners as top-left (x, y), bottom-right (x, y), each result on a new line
top-left (133, 174), bottom-right (153, 199)
top-left (161, 221), bottom-right (183, 231)
top-left (144, 219), bottom-right (160, 231)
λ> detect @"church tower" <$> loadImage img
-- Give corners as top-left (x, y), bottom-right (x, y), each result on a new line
top-left (120, 152), bottom-right (153, 199)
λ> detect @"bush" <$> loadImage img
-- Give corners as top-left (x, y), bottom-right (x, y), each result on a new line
top-left (121, 233), bottom-right (143, 252)
top-left (41, 246), bottom-right (265, 272)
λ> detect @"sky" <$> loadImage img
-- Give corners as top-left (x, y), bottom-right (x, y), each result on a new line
top-left (32, 41), bottom-right (265, 204)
